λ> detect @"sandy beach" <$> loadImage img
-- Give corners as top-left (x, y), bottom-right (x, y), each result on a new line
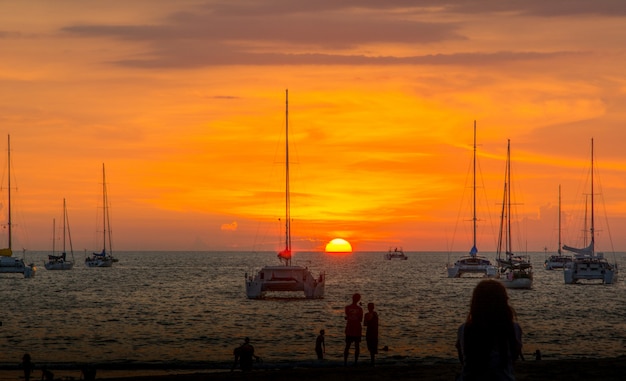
top-left (4, 356), bottom-right (618, 381)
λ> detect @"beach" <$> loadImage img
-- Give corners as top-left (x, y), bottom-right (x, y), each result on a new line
top-left (3, 356), bottom-right (623, 381)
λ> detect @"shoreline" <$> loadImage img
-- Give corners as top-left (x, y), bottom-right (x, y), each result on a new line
top-left (2, 356), bottom-right (625, 381)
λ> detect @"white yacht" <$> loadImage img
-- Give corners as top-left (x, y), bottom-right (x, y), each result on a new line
top-left (447, 122), bottom-right (497, 278)
top-left (385, 247), bottom-right (407, 260)
top-left (0, 135), bottom-right (36, 278)
top-left (245, 90), bottom-right (325, 299)
top-left (563, 139), bottom-right (618, 284)
top-left (544, 186), bottom-right (572, 270)
top-left (85, 164), bottom-right (115, 268)
top-left (495, 140), bottom-right (532, 289)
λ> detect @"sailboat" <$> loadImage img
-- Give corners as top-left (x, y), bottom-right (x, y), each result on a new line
top-left (563, 139), bottom-right (618, 284)
top-left (447, 121), bottom-right (498, 278)
top-left (85, 163), bottom-right (115, 268)
top-left (245, 90), bottom-right (326, 299)
top-left (0, 135), bottom-right (36, 278)
top-left (495, 140), bottom-right (532, 289)
top-left (544, 185), bottom-right (572, 270)
top-left (44, 199), bottom-right (75, 270)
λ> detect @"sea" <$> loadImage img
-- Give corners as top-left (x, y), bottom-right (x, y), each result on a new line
top-left (1, 250), bottom-right (625, 376)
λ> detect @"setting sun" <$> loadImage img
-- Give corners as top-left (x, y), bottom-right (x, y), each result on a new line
top-left (325, 238), bottom-right (353, 253)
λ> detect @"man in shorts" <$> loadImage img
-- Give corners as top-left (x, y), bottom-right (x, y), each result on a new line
top-left (344, 293), bottom-right (364, 366)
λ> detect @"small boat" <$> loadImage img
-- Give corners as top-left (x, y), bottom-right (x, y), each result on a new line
top-left (385, 247), bottom-right (407, 260)
top-left (447, 122), bottom-right (498, 278)
top-left (496, 140), bottom-right (532, 289)
top-left (245, 90), bottom-right (325, 299)
top-left (45, 199), bottom-right (74, 270)
top-left (563, 139), bottom-right (618, 284)
top-left (544, 185), bottom-right (572, 270)
top-left (0, 135), bottom-right (36, 278)
top-left (85, 164), bottom-right (115, 268)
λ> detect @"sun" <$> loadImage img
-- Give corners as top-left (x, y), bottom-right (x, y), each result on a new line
top-left (325, 238), bottom-right (353, 254)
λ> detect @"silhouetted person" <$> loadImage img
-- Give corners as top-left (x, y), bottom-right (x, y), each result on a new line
top-left (238, 337), bottom-right (259, 372)
top-left (344, 293), bottom-right (363, 366)
top-left (364, 302), bottom-right (379, 366)
top-left (455, 279), bottom-right (523, 381)
top-left (21, 353), bottom-right (34, 381)
top-left (41, 366), bottom-right (54, 381)
top-left (534, 349), bottom-right (542, 361)
top-left (81, 365), bottom-right (96, 381)
top-left (315, 329), bottom-right (326, 360)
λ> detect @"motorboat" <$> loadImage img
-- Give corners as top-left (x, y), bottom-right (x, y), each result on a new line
top-left (385, 247), bottom-right (407, 260)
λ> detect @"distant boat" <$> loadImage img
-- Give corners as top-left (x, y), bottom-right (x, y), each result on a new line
top-left (563, 139), bottom-right (618, 284)
top-left (446, 121), bottom-right (498, 278)
top-left (495, 140), bottom-right (532, 289)
top-left (45, 199), bottom-right (74, 270)
top-left (544, 185), bottom-right (572, 270)
top-left (0, 135), bottom-right (36, 278)
top-left (385, 247), bottom-right (407, 260)
top-left (85, 164), bottom-right (115, 268)
top-left (245, 90), bottom-right (325, 299)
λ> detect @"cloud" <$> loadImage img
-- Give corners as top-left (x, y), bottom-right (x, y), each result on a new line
top-left (221, 221), bottom-right (238, 231)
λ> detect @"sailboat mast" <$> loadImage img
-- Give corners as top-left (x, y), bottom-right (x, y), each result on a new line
top-left (472, 121), bottom-right (477, 253)
top-left (7, 135), bottom-right (11, 251)
top-left (558, 185), bottom-right (562, 255)
top-left (52, 218), bottom-right (56, 255)
top-left (62, 199), bottom-right (66, 253)
top-left (102, 163), bottom-right (106, 253)
top-left (507, 139), bottom-right (512, 254)
top-left (590, 138), bottom-right (595, 254)
top-left (285, 90), bottom-right (291, 260)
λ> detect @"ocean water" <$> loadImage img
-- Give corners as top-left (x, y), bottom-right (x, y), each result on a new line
top-left (1, 251), bottom-right (625, 372)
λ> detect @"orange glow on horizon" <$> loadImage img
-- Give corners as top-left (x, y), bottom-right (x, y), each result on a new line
top-left (325, 238), bottom-right (353, 253)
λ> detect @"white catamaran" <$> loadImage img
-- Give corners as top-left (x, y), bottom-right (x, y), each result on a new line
top-left (447, 121), bottom-right (497, 278)
top-left (563, 139), bottom-right (618, 284)
top-left (544, 185), bottom-right (572, 270)
top-left (85, 164), bottom-right (115, 268)
top-left (245, 90), bottom-right (325, 299)
top-left (45, 198), bottom-right (75, 270)
top-left (495, 140), bottom-right (532, 289)
top-left (0, 135), bottom-right (36, 278)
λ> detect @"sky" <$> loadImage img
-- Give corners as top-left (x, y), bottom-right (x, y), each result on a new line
top-left (1, 0), bottom-right (626, 254)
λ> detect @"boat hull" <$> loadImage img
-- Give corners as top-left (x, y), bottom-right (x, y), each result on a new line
top-left (544, 255), bottom-right (572, 270)
top-left (85, 257), bottom-right (113, 268)
top-left (0, 256), bottom-right (36, 278)
top-left (564, 257), bottom-right (617, 284)
top-left (245, 265), bottom-right (325, 299)
top-left (45, 261), bottom-right (74, 270)
top-left (447, 256), bottom-right (498, 278)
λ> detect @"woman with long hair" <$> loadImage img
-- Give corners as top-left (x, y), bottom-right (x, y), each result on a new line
top-left (456, 279), bottom-right (523, 380)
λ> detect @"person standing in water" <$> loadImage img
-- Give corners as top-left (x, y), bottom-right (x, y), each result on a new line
top-left (315, 329), bottom-right (326, 360)
top-left (363, 302), bottom-right (379, 366)
top-left (455, 279), bottom-right (523, 380)
top-left (344, 293), bottom-right (364, 366)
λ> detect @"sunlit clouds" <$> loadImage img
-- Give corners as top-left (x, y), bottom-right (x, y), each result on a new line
top-left (2, 1), bottom-right (626, 252)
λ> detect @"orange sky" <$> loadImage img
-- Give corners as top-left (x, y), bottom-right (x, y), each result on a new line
top-left (1, 1), bottom-right (626, 253)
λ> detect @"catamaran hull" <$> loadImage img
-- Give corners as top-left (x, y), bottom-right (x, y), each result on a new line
top-left (45, 261), bottom-right (74, 270)
top-left (564, 260), bottom-right (617, 284)
top-left (500, 276), bottom-right (532, 289)
top-left (245, 265), bottom-right (325, 299)
top-left (0, 257), bottom-right (36, 278)
top-left (447, 257), bottom-right (498, 278)
top-left (544, 256), bottom-right (572, 270)
top-left (85, 258), bottom-right (113, 268)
